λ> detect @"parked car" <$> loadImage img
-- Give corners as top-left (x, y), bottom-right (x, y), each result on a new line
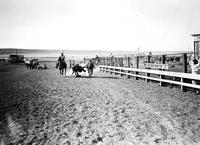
top-left (8, 55), bottom-right (24, 63)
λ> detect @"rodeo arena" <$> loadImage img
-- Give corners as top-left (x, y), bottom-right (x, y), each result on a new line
top-left (1, 35), bottom-right (200, 145)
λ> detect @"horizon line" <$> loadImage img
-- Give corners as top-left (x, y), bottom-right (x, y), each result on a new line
top-left (0, 48), bottom-right (191, 52)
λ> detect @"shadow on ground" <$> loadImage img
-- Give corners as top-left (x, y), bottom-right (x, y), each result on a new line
top-left (73, 75), bottom-right (120, 79)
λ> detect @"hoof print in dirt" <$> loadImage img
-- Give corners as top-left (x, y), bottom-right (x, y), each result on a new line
top-left (63, 140), bottom-right (71, 145)
top-left (72, 120), bottom-right (78, 125)
top-left (91, 136), bottom-right (103, 144)
top-left (58, 132), bottom-right (68, 140)
top-left (154, 138), bottom-right (162, 143)
top-left (76, 132), bottom-right (81, 137)
top-left (1, 62), bottom-right (200, 145)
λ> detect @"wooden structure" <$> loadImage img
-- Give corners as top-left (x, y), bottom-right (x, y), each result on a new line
top-left (192, 34), bottom-right (200, 59)
top-left (24, 57), bottom-right (58, 62)
top-left (98, 53), bottom-right (188, 73)
top-left (100, 65), bottom-right (200, 91)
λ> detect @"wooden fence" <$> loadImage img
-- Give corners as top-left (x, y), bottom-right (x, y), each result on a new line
top-left (98, 53), bottom-right (189, 73)
top-left (99, 65), bottom-right (200, 91)
top-left (24, 57), bottom-right (58, 62)
top-left (97, 51), bottom-right (200, 74)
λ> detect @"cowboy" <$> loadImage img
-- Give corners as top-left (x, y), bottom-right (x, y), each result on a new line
top-left (58, 53), bottom-right (65, 63)
top-left (72, 63), bottom-right (86, 77)
top-left (86, 59), bottom-right (95, 76)
top-left (57, 53), bottom-right (65, 67)
top-left (57, 52), bottom-right (67, 76)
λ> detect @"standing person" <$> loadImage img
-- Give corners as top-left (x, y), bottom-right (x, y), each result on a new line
top-left (95, 55), bottom-right (100, 65)
top-left (190, 56), bottom-right (200, 84)
top-left (86, 59), bottom-right (95, 77)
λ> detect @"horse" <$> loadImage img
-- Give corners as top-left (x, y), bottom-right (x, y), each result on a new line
top-left (72, 64), bottom-right (86, 77)
top-left (29, 59), bottom-right (39, 69)
top-left (25, 59), bottom-right (31, 69)
top-left (57, 61), bottom-right (67, 76)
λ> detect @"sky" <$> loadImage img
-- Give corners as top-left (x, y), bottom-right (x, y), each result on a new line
top-left (0, 0), bottom-right (200, 52)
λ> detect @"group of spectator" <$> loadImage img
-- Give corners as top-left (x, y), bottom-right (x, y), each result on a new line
top-left (190, 55), bottom-right (200, 85)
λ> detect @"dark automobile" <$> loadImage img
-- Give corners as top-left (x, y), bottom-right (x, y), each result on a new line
top-left (9, 55), bottom-right (24, 63)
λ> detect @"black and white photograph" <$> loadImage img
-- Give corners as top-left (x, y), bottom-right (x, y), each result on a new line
top-left (1, 0), bottom-right (200, 144)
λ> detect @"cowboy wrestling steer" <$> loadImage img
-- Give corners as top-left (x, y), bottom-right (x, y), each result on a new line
top-left (72, 64), bottom-right (86, 77)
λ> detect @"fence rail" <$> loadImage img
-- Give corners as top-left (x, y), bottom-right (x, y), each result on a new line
top-left (24, 57), bottom-right (58, 62)
top-left (99, 65), bottom-right (200, 91)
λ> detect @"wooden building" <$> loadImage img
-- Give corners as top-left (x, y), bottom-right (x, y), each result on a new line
top-left (192, 33), bottom-right (200, 58)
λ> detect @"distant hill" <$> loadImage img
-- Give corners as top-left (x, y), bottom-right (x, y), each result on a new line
top-left (0, 48), bottom-right (136, 58)
top-left (0, 48), bottom-right (192, 58)
top-left (0, 48), bottom-right (96, 55)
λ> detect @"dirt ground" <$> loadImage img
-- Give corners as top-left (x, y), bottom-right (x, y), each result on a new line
top-left (0, 62), bottom-right (200, 145)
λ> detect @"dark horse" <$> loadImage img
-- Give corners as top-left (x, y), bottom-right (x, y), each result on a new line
top-left (57, 58), bottom-right (67, 76)
top-left (72, 64), bottom-right (86, 77)
top-left (26, 59), bottom-right (39, 69)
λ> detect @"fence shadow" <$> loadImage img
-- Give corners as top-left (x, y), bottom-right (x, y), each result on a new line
top-left (75, 75), bottom-right (120, 79)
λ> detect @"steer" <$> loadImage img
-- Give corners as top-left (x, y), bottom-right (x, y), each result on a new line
top-left (72, 63), bottom-right (86, 77)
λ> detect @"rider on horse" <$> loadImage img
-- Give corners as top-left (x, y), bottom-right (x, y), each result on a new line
top-left (58, 53), bottom-right (67, 76)
top-left (58, 53), bottom-right (65, 63)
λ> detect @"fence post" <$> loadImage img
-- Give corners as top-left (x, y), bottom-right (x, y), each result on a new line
top-left (120, 58), bottom-right (124, 77)
top-left (146, 55), bottom-right (151, 82)
top-left (135, 56), bottom-right (139, 80)
top-left (147, 55), bottom-right (151, 63)
top-left (181, 53), bottom-right (187, 91)
top-left (106, 58), bottom-right (108, 65)
top-left (99, 58), bottom-right (101, 65)
top-left (117, 58), bottom-right (120, 67)
top-left (127, 57), bottom-right (131, 78)
top-left (111, 57), bottom-right (114, 66)
top-left (160, 55), bottom-right (166, 86)
top-left (115, 58), bottom-right (117, 66)
top-left (136, 56), bottom-right (139, 69)
top-left (101, 58), bottom-right (104, 72)
top-left (110, 57), bottom-right (113, 74)
top-left (127, 57), bottom-right (130, 67)
top-left (183, 53), bottom-right (187, 73)
top-left (110, 57), bottom-right (112, 74)
top-left (113, 58), bottom-right (117, 75)
top-left (162, 55), bottom-right (166, 64)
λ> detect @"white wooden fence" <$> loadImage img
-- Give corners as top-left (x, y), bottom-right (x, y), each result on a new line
top-left (24, 57), bottom-right (58, 62)
top-left (99, 65), bottom-right (200, 91)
